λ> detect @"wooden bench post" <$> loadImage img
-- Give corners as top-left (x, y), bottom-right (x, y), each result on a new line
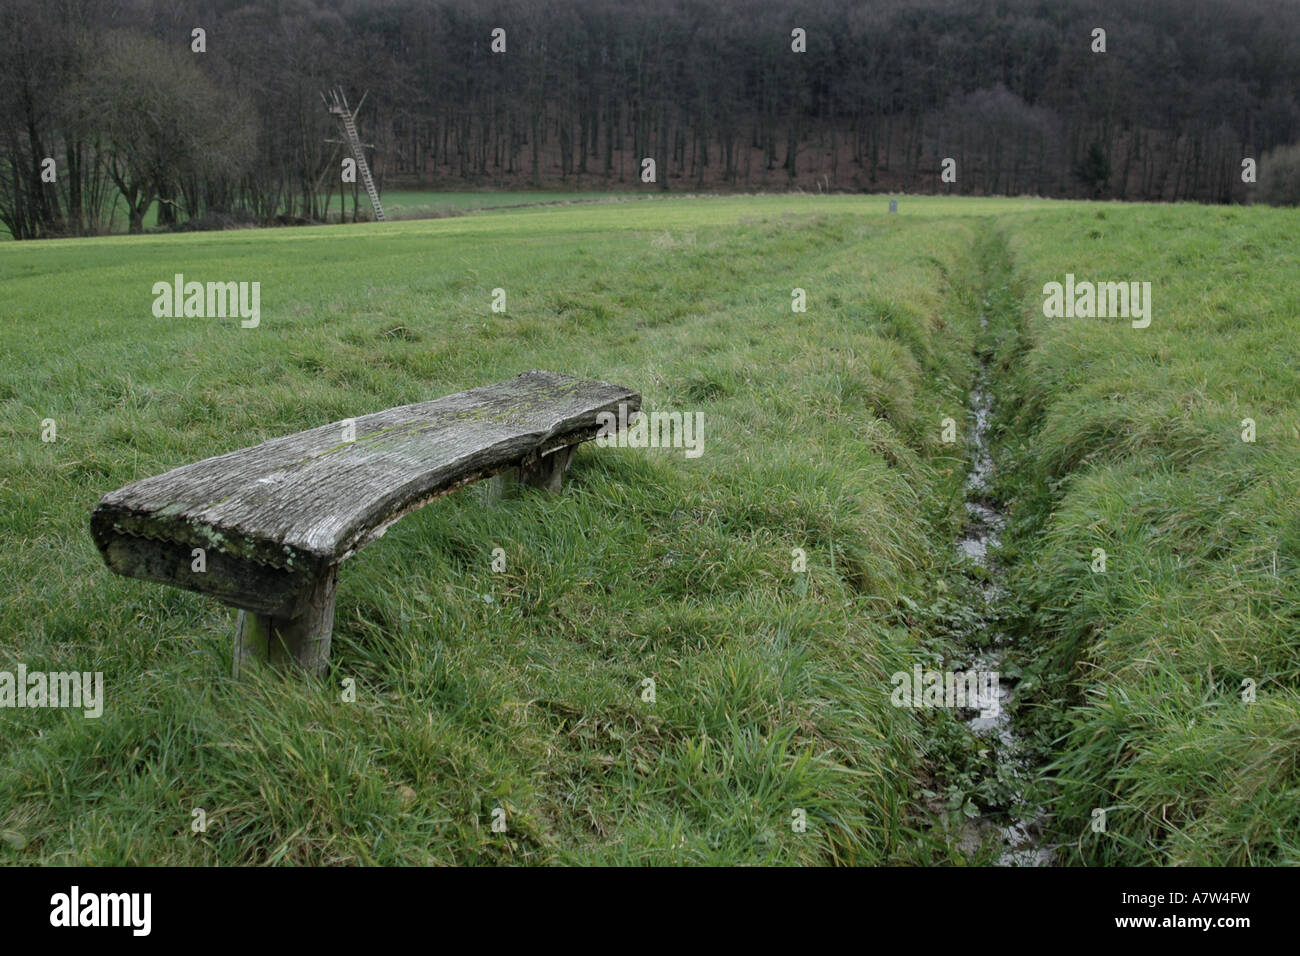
top-left (489, 444), bottom-right (575, 500)
top-left (520, 444), bottom-right (576, 492)
top-left (232, 566), bottom-right (338, 679)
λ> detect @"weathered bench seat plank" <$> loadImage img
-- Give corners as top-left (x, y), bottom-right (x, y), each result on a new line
top-left (91, 370), bottom-right (640, 633)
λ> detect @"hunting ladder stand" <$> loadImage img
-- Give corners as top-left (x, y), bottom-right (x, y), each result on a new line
top-left (323, 87), bottom-right (385, 221)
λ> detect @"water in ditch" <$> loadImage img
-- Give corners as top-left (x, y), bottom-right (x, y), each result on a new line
top-left (951, 309), bottom-right (1054, 867)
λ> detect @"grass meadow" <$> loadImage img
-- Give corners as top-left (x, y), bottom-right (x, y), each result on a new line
top-left (991, 203), bottom-right (1300, 865)
top-left (0, 194), bottom-right (1296, 864)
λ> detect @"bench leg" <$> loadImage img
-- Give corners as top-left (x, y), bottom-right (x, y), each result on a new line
top-left (489, 445), bottom-right (576, 500)
top-left (233, 565), bottom-right (338, 679)
top-left (520, 444), bottom-right (576, 492)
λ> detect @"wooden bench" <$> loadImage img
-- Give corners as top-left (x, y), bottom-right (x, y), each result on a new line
top-left (91, 370), bottom-right (640, 678)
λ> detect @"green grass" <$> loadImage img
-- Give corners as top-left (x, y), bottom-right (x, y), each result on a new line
top-left (988, 203), bottom-right (1300, 865)
top-left (2, 193), bottom-right (1296, 865)
top-left (382, 190), bottom-right (644, 219)
top-left (0, 194), bottom-right (987, 864)
top-left (13, 189), bottom-right (646, 237)
top-left (18, 189), bottom-right (1037, 237)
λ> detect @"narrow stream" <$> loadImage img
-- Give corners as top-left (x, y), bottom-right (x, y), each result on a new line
top-left (953, 309), bottom-right (1053, 866)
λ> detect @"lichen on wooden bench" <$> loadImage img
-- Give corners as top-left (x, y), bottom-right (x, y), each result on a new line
top-left (90, 370), bottom-right (640, 678)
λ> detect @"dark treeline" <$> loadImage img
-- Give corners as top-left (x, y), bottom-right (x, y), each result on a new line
top-left (3, 0), bottom-right (1299, 238)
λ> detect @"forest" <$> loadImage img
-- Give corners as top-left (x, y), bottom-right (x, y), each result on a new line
top-left (3, 0), bottom-right (1299, 238)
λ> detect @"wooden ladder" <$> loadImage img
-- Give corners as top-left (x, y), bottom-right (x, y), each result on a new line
top-left (325, 88), bottom-right (385, 222)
